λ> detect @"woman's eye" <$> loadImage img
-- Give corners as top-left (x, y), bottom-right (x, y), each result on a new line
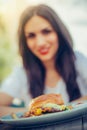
top-left (27, 33), bottom-right (35, 39)
top-left (42, 29), bottom-right (52, 34)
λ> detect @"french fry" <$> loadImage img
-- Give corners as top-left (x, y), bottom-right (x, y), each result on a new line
top-left (11, 113), bottom-right (18, 119)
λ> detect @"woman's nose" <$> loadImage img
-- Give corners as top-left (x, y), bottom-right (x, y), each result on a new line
top-left (36, 35), bottom-right (45, 46)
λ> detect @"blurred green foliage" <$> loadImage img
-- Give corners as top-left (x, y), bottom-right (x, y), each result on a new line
top-left (0, 14), bottom-right (16, 83)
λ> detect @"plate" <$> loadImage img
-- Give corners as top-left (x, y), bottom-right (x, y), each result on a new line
top-left (0, 102), bottom-right (87, 127)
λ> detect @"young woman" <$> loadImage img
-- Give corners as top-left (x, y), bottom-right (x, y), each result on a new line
top-left (0, 4), bottom-right (87, 117)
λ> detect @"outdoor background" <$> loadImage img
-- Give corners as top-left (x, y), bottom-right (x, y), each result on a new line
top-left (0, 0), bottom-right (87, 83)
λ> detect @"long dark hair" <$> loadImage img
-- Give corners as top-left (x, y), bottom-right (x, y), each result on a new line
top-left (18, 4), bottom-right (81, 101)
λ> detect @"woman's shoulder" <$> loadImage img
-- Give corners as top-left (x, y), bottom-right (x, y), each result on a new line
top-left (11, 65), bottom-right (27, 79)
top-left (74, 51), bottom-right (87, 73)
top-left (1, 65), bottom-right (28, 89)
top-left (13, 65), bottom-right (26, 74)
top-left (75, 51), bottom-right (87, 63)
top-left (75, 51), bottom-right (87, 58)
top-left (1, 65), bottom-right (27, 83)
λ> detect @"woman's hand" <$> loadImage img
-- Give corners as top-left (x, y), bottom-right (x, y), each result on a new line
top-left (72, 96), bottom-right (87, 103)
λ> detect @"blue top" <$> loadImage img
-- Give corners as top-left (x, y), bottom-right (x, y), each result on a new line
top-left (1, 51), bottom-right (87, 106)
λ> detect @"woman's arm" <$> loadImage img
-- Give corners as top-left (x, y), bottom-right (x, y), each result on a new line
top-left (72, 95), bottom-right (87, 103)
top-left (0, 92), bottom-right (27, 117)
top-left (0, 106), bottom-right (26, 117)
top-left (0, 92), bottom-right (14, 106)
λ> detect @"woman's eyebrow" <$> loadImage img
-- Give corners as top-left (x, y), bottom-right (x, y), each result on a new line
top-left (25, 32), bottom-right (35, 36)
top-left (25, 26), bottom-right (52, 35)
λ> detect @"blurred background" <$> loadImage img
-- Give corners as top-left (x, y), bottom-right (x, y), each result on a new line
top-left (0, 0), bottom-right (87, 83)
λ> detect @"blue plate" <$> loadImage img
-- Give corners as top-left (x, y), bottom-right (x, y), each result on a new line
top-left (0, 102), bottom-right (87, 127)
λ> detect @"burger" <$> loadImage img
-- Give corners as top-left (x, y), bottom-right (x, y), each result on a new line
top-left (23, 93), bottom-right (72, 117)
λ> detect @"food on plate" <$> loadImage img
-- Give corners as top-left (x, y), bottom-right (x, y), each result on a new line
top-left (11, 113), bottom-right (18, 119)
top-left (23, 93), bottom-right (73, 117)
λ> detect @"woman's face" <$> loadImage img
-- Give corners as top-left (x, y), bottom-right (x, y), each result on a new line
top-left (24, 15), bottom-right (59, 63)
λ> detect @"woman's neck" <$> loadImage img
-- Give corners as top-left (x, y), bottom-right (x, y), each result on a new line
top-left (43, 60), bottom-right (61, 88)
top-left (43, 59), bottom-right (55, 71)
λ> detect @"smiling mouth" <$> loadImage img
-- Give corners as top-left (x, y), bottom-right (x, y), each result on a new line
top-left (39, 48), bottom-right (49, 55)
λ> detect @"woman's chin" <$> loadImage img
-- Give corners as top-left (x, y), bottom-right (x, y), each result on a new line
top-left (39, 57), bottom-right (53, 63)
